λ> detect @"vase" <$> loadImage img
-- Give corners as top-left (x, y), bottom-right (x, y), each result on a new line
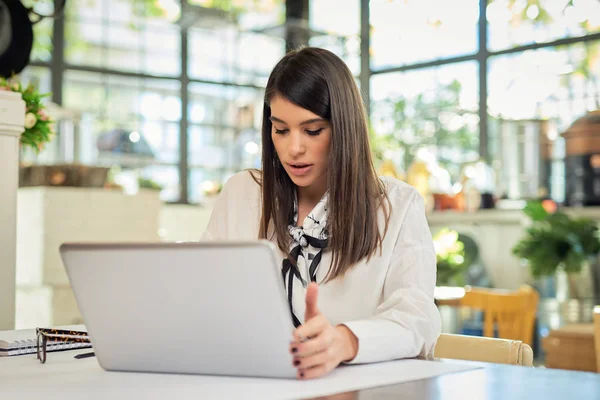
top-left (0, 90), bottom-right (25, 330)
top-left (557, 256), bottom-right (600, 301)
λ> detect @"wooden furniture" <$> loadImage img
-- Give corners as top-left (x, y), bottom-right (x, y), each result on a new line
top-left (595, 306), bottom-right (600, 372)
top-left (437, 285), bottom-right (539, 346)
top-left (542, 323), bottom-right (597, 372)
top-left (434, 333), bottom-right (533, 366)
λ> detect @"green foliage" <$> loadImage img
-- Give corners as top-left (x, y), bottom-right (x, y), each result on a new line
top-left (434, 228), bottom-right (478, 286)
top-left (371, 79), bottom-right (479, 174)
top-left (0, 77), bottom-right (55, 152)
top-left (138, 177), bottom-right (163, 191)
top-left (512, 201), bottom-right (600, 277)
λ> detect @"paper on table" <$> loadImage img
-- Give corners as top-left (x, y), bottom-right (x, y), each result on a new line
top-left (0, 350), bottom-right (479, 399)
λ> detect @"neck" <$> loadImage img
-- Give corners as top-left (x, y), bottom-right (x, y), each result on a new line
top-left (297, 179), bottom-right (328, 208)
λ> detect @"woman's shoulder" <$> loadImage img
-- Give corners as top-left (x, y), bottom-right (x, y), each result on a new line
top-left (222, 169), bottom-right (262, 195)
top-left (378, 175), bottom-right (421, 206)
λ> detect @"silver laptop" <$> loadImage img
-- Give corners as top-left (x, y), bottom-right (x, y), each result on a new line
top-left (60, 241), bottom-right (297, 378)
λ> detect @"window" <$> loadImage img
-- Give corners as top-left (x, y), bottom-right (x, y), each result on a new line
top-left (64, 0), bottom-right (181, 76)
top-left (187, 83), bottom-right (263, 202)
top-left (488, 0), bottom-right (600, 51)
top-left (371, 62), bottom-right (480, 180)
top-left (370, 0), bottom-right (479, 70)
top-left (62, 71), bottom-right (182, 201)
top-left (310, 0), bottom-right (361, 75)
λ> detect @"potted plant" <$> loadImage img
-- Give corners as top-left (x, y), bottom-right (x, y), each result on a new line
top-left (434, 228), bottom-right (468, 286)
top-left (0, 77), bottom-right (55, 152)
top-left (512, 201), bottom-right (600, 299)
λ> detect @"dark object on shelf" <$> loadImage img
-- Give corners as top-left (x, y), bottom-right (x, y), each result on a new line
top-left (0, 0), bottom-right (67, 77)
top-left (0, 0), bottom-right (33, 77)
top-left (96, 129), bottom-right (155, 159)
top-left (563, 110), bottom-right (600, 206)
top-left (19, 164), bottom-right (109, 188)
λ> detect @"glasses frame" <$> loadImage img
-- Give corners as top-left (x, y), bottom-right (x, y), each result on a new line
top-left (36, 328), bottom-right (91, 364)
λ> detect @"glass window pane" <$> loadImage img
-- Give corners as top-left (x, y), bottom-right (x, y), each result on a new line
top-left (105, 25), bottom-right (144, 73)
top-left (61, 71), bottom-right (182, 199)
top-left (65, 0), bottom-right (106, 22)
top-left (144, 28), bottom-right (181, 76)
top-left (370, 0), bottom-right (479, 70)
top-left (371, 62), bottom-right (480, 180)
top-left (189, 28), bottom-right (230, 81)
top-left (237, 32), bottom-right (285, 84)
top-left (31, 18), bottom-right (53, 62)
top-left (17, 67), bottom-right (52, 94)
top-left (488, 41), bottom-right (600, 132)
top-left (64, 0), bottom-right (180, 75)
top-left (310, 0), bottom-right (360, 75)
top-left (488, 0), bottom-right (600, 51)
top-left (65, 21), bottom-right (106, 68)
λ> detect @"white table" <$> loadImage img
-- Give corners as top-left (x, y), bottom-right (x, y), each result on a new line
top-left (0, 348), bottom-right (476, 399)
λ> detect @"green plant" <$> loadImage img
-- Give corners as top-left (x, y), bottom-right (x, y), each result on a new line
top-left (434, 228), bottom-right (468, 286)
top-left (512, 201), bottom-right (600, 277)
top-left (0, 77), bottom-right (55, 152)
top-left (372, 79), bottom-right (479, 177)
top-left (138, 177), bottom-right (163, 191)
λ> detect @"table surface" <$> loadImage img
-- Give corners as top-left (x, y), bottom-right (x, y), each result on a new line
top-left (1, 347), bottom-right (599, 400)
top-left (306, 361), bottom-right (600, 400)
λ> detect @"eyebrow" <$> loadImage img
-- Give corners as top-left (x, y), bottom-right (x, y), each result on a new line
top-left (269, 116), bottom-right (327, 126)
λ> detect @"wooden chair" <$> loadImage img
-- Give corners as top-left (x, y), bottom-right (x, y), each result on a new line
top-left (434, 333), bottom-right (534, 366)
top-left (594, 306), bottom-right (600, 373)
top-left (459, 285), bottom-right (539, 346)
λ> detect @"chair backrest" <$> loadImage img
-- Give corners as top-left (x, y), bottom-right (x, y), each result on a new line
top-left (434, 333), bottom-right (534, 366)
top-left (594, 306), bottom-right (600, 373)
top-left (460, 285), bottom-right (539, 345)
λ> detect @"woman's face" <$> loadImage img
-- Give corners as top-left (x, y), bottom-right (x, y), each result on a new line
top-left (270, 95), bottom-right (331, 195)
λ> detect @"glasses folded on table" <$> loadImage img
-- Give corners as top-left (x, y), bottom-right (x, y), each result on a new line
top-left (36, 328), bottom-right (91, 364)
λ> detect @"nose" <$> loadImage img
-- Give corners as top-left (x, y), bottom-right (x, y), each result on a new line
top-left (288, 130), bottom-right (306, 157)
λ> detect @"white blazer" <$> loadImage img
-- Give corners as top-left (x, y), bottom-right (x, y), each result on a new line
top-left (202, 171), bottom-right (442, 364)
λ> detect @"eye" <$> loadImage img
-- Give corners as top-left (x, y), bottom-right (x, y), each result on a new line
top-left (274, 128), bottom-right (289, 135)
top-left (306, 128), bottom-right (323, 136)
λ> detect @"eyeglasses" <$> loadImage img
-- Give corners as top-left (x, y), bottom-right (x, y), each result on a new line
top-left (36, 328), bottom-right (91, 364)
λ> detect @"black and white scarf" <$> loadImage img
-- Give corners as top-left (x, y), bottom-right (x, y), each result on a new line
top-left (281, 193), bottom-right (329, 327)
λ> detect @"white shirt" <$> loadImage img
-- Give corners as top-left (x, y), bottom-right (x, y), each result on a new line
top-left (202, 171), bottom-right (442, 364)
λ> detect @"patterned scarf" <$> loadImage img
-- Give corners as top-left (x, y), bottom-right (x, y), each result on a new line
top-left (281, 193), bottom-right (329, 327)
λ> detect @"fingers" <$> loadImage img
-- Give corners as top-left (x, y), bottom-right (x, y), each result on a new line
top-left (297, 363), bottom-right (335, 380)
top-left (293, 348), bottom-right (331, 369)
top-left (293, 314), bottom-right (328, 343)
top-left (291, 326), bottom-right (333, 357)
top-left (304, 282), bottom-right (319, 320)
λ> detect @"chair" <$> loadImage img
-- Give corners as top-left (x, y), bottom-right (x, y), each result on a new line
top-left (594, 306), bottom-right (600, 373)
top-left (434, 333), bottom-right (534, 366)
top-left (459, 285), bottom-right (539, 346)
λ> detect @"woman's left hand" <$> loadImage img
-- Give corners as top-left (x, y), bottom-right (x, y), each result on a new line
top-left (290, 282), bottom-right (359, 380)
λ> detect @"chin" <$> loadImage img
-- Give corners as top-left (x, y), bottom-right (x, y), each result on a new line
top-left (288, 175), bottom-right (315, 187)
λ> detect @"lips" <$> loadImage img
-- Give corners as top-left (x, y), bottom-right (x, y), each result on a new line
top-left (287, 162), bottom-right (313, 177)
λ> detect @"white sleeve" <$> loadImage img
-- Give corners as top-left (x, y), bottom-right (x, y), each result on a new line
top-left (341, 193), bottom-right (442, 364)
top-left (201, 174), bottom-right (235, 241)
top-left (201, 170), bottom-right (261, 241)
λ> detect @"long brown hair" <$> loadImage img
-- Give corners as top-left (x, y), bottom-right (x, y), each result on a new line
top-left (256, 47), bottom-right (390, 281)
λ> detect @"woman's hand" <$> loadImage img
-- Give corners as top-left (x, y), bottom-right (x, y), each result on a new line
top-left (289, 283), bottom-right (359, 380)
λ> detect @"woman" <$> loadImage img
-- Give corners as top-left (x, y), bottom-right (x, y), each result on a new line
top-left (203, 47), bottom-right (441, 379)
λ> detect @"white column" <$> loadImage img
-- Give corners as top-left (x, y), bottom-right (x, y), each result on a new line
top-left (0, 91), bottom-right (25, 330)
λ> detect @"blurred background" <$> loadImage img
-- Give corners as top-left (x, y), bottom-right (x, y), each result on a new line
top-left (8, 0), bottom-right (600, 371)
